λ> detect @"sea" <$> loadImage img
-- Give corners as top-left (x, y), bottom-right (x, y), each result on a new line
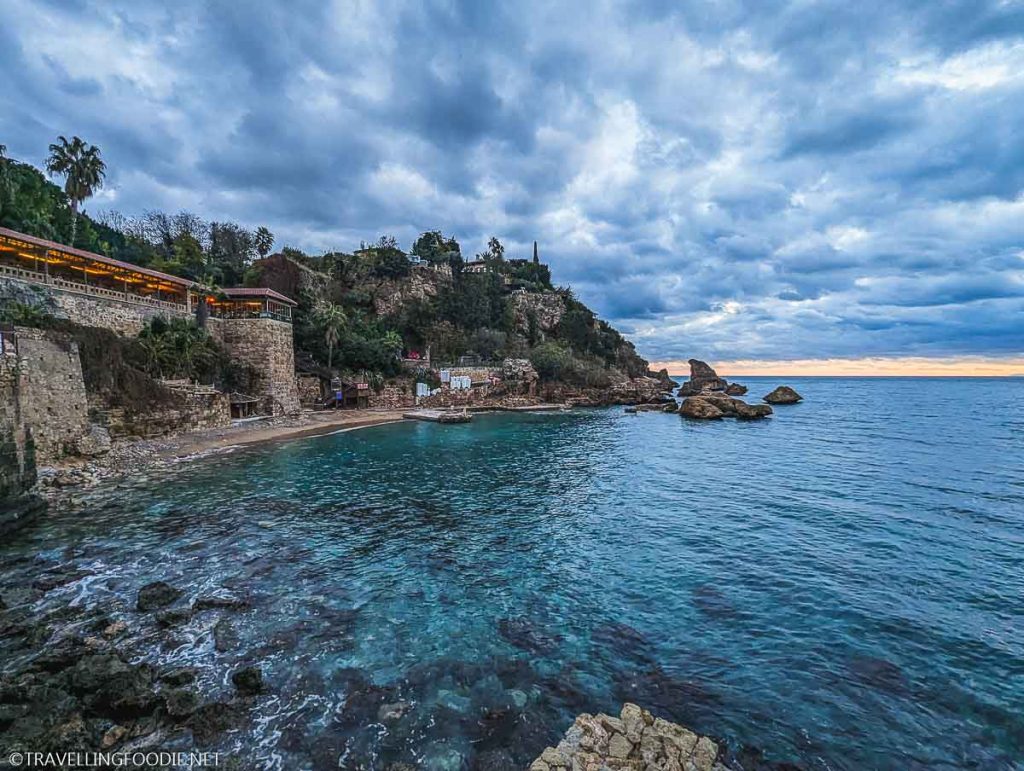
top-left (2, 377), bottom-right (1022, 770)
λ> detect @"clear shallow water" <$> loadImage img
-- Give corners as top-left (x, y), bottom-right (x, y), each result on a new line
top-left (3, 377), bottom-right (1024, 770)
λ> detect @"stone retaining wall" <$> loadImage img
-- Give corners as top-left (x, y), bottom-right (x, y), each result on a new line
top-left (531, 704), bottom-right (725, 771)
top-left (208, 318), bottom-right (300, 416)
top-left (98, 393), bottom-right (230, 439)
top-left (12, 327), bottom-right (92, 462)
top-left (369, 382), bottom-right (416, 409)
top-left (1, 276), bottom-right (188, 336)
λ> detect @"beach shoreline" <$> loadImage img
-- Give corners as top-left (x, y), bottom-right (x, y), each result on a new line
top-left (36, 408), bottom-right (411, 499)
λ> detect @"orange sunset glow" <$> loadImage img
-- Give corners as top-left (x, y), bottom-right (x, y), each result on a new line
top-left (650, 357), bottom-right (1024, 377)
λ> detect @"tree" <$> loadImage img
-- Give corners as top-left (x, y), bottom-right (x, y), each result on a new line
top-left (484, 236), bottom-right (505, 261)
top-left (380, 330), bottom-right (403, 357)
top-left (315, 302), bottom-right (348, 369)
top-left (533, 240), bottom-right (539, 265)
top-left (45, 135), bottom-right (106, 247)
top-left (411, 230), bottom-right (461, 266)
top-left (254, 226), bottom-right (274, 259)
top-left (529, 341), bottom-right (573, 381)
top-left (191, 274), bottom-right (223, 329)
top-left (209, 221), bottom-right (255, 284)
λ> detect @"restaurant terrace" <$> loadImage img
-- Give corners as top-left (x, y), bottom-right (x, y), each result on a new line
top-left (0, 226), bottom-right (195, 312)
top-left (210, 287), bottom-right (296, 322)
top-left (0, 227), bottom-right (295, 322)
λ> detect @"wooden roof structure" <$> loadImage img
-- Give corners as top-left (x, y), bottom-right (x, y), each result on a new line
top-left (0, 227), bottom-right (195, 290)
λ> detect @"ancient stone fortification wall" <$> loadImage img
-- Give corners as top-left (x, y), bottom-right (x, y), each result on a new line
top-left (99, 394), bottom-right (230, 439)
top-left (0, 350), bottom-right (45, 533)
top-left (1, 276), bottom-right (188, 336)
top-left (13, 327), bottom-right (91, 462)
top-left (531, 704), bottom-right (725, 771)
top-left (209, 318), bottom-right (300, 416)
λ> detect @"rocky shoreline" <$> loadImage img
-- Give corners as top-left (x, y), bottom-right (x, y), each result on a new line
top-left (0, 575), bottom-right (263, 768)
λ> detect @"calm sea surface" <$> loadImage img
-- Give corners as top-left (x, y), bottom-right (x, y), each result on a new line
top-left (3, 377), bottom-right (1023, 770)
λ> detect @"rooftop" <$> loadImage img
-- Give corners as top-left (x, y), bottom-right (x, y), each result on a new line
top-left (221, 286), bottom-right (297, 306)
top-left (0, 226), bottom-right (195, 289)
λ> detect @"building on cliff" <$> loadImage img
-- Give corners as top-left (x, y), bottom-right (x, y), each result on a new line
top-left (0, 227), bottom-right (302, 461)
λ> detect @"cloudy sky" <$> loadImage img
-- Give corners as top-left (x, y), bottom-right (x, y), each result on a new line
top-left (1, 0), bottom-right (1022, 370)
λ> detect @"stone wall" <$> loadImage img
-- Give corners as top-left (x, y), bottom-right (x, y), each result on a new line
top-left (368, 382), bottom-right (416, 409)
top-left (209, 318), bottom-right (300, 416)
top-left (98, 393), bottom-right (230, 439)
top-left (13, 327), bottom-right (92, 462)
top-left (0, 348), bottom-right (46, 533)
top-left (531, 704), bottom-right (725, 771)
top-left (1, 276), bottom-right (188, 336)
top-left (296, 374), bottom-right (324, 407)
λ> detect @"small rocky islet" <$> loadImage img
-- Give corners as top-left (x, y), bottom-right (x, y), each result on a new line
top-left (635, 360), bottom-right (803, 421)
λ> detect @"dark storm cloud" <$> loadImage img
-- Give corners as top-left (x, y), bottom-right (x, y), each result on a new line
top-left (1, 0), bottom-right (1022, 361)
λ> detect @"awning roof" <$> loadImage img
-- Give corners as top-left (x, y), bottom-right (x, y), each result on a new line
top-left (221, 286), bottom-right (297, 306)
top-left (0, 226), bottom-right (195, 288)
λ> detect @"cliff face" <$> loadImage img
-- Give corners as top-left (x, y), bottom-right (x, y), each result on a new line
top-left (373, 267), bottom-right (452, 317)
top-left (250, 252), bottom-right (650, 387)
top-left (512, 291), bottom-right (565, 333)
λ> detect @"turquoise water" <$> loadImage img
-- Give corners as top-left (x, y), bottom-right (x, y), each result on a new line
top-left (3, 377), bottom-right (1023, 769)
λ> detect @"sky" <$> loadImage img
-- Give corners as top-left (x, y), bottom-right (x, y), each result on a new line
top-left (1, 0), bottom-right (1022, 373)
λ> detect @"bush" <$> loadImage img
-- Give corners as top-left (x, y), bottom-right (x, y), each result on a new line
top-left (529, 341), bottom-right (573, 381)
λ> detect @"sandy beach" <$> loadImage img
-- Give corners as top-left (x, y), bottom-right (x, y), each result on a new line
top-left (37, 409), bottom-right (410, 496)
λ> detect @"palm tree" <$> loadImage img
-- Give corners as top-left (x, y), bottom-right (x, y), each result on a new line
top-left (315, 302), bottom-right (348, 370)
top-left (254, 226), bottom-right (274, 259)
top-left (192, 274), bottom-right (223, 329)
top-left (381, 330), bottom-right (403, 358)
top-left (46, 135), bottom-right (106, 247)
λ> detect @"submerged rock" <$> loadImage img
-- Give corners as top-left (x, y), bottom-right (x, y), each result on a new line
top-left (136, 581), bottom-right (181, 612)
top-left (497, 618), bottom-right (562, 655)
top-left (764, 385), bottom-right (803, 404)
top-left (213, 618), bottom-right (239, 652)
top-left (231, 666), bottom-right (263, 695)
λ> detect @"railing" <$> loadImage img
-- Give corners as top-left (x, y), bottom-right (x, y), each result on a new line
top-left (209, 308), bottom-right (293, 323)
top-left (0, 264), bottom-right (188, 312)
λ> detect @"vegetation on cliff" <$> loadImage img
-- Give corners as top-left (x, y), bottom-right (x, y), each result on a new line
top-left (1, 147), bottom-right (650, 386)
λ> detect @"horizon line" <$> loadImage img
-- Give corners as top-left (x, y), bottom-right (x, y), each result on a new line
top-left (648, 356), bottom-right (1024, 378)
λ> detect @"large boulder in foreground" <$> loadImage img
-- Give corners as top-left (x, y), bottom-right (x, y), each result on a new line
top-left (530, 703), bottom-right (723, 771)
top-left (681, 395), bottom-right (772, 421)
top-left (680, 397), bottom-right (724, 420)
top-left (764, 385), bottom-right (803, 404)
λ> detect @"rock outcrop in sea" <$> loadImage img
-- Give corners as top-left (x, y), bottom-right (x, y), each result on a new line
top-left (676, 359), bottom-right (751, 400)
top-left (680, 394), bottom-right (773, 421)
top-left (677, 360), bottom-right (731, 396)
top-left (530, 703), bottom-right (725, 771)
top-left (763, 385), bottom-right (803, 404)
